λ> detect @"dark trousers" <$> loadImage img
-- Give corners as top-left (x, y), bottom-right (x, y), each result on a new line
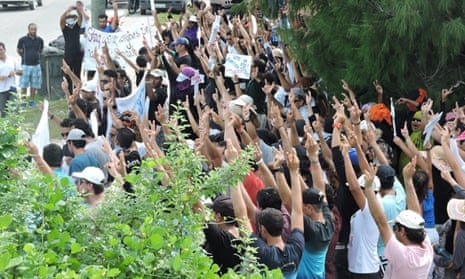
top-left (0, 90), bottom-right (16, 117)
top-left (64, 53), bottom-right (82, 93)
top-left (335, 247), bottom-right (350, 279)
top-left (349, 271), bottom-right (381, 279)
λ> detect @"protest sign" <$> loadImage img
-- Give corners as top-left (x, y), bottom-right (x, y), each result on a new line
top-left (83, 25), bottom-right (151, 71)
top-left (224, 53), bottom-right (252, 80)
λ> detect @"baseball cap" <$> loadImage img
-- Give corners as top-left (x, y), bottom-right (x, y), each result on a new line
top-left (72, 166), bottom-right (105, 185)
top-left (66, 128), bottom-right (86, 141)
top-left (456, 130), bottom-right (465, 141)
top-left (272, 48), bottom-right (283, 58)
top-left (447, 198), bottom-right (465, 222)
top-left (292, 87), bottom-right (306, 99)
top-left (302, 188), bottom-right (324, 205)
top-left (176, 66), bottom-right (196, 82)
top-left (395, 209), bottom-right (425, 230)
top-left (188, 15), bottom-right (198, 22)
top-left (81, 81), bottom-right (96, 92)
top-left (357, 174), bottom-right (381, 192)
top-left (377, 164), bottom-right (396, 181)
top-left (229, 95), bottom-right (256, 117)
top-left (172, 37), bottom-right (190, 47)
top-left (446, 112), bottom-right (456, 121)
top-left (211, 195), bottom-right (235, 219)
top-left (150, 69), bottom-right (164, 78)
top-left (413, 111), bottom-right (422, 120)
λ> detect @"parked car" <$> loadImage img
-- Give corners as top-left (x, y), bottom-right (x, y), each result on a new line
top-left (0, 0), bottom-right (42, 10)
top-left (139, 0), bottom-right (188, 14)
top-left (209, 0), bottom-right (243, 12)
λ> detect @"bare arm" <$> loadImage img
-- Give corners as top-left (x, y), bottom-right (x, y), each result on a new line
top-left (402, 156), bottom-right (422, 214)
top-left (288, 148), bottom-right (304, 231)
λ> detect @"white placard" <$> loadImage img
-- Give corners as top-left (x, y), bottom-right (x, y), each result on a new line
top-left (83, 26), bottom-right (151, 71)
top-left (224, 53), bottom-right (252, 80)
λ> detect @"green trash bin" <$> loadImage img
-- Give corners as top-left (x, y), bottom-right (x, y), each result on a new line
top-left (39, 46), bottom-right (64, 100)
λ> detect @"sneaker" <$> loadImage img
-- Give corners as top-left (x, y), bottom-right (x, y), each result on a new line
top-left (29, 101), bottom-right (36, 107)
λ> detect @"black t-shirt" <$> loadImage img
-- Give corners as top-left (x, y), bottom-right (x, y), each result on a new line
top-left (62, 24), bottom-right (81, 57)
top-left (203, 223), bottom-right (241, 275)
top-left (17, 35), bottom-right (44, 65)
top-left (148, 86), bottom-right (167, 122)
top-left (246, 79), bottom-right (266, 114)
top-left (253, 228), bottom-right (305, 276)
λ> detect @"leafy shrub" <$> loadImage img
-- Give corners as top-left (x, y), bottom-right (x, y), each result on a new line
top-left (0, 116), bottom-right (282, 278)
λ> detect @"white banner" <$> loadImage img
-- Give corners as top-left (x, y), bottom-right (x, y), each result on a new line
top-left (224, 53), bottom-right (252, 80)
top-left (83, 25), bottom-right (151, 71)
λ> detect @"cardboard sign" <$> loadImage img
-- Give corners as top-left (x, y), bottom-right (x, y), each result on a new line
top-left (224, 53), bottom-right (252, 80)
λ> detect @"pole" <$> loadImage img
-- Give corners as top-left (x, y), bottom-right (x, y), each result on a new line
top-left (92, 0), bottom-right (107, 28)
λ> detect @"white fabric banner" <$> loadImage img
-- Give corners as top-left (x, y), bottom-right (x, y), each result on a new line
top-left (83, 25), bottom-right (151, 71)
top-left (31, 99), bottom-right (50, 156)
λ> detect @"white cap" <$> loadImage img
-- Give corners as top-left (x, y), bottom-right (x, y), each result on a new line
top-left (395, 210), bottom-right (425, 230)
top-left (229, 95), bottom-right (256, 117)
top-left (81, 81), bottom-right (96, 92)
top-left (357, 174), bottom-right (381, 192)
top-left (447, 198), bottom-right (465, 222)
top-left (189, 15), bottom-right (198, 22)
top-left (72, 167), bottom-right (105, 185)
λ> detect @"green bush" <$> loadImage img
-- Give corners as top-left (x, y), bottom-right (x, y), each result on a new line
top-left (0, 116), bottom-right (283, 278)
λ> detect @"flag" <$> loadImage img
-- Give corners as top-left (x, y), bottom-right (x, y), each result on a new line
top-left (31, 99), bottom-right (50, 156)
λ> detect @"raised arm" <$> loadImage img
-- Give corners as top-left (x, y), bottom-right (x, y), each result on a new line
top-left (402, 156), bottom-right (422, 214)
top-left (364, 164), bottom-right (393, 245)
top-left (287, 148), bottom-right (304, 231)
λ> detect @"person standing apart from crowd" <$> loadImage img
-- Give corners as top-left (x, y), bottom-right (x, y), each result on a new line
top-left (0, 42), bottom-right (22, 117)
top-left (60, 5), bottom-right (83, 92)
top-left (17, 23), bottom-right (44, 107)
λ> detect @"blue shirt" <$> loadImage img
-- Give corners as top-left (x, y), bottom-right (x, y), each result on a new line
top-left (68, 153), bottom-right (100, 176)
top-left (423, 189), bottom-right (435, 228)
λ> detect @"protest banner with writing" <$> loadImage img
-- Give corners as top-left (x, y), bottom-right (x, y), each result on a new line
top-left (224, 53), bottom-right (252, 80)
top-left (83, 25), bottom-right (151, 71)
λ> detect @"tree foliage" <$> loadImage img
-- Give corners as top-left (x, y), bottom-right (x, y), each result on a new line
top-left (260, 0), bottom-right (465, 99)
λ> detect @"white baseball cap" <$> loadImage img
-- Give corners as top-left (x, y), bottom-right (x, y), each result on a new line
top-left (72, 167), bottom-right (105, 185)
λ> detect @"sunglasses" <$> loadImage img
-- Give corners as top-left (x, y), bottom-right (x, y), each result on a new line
top-left (412, 118), bottom-right (421, 122)
top-left (100, 79), bottom-right (110, 84)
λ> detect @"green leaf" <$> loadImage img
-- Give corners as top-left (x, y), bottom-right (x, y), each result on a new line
top-left (107, 268), bottom-right (120, 277)
top-left (172, 255), bottom-right (181, 271)
top-left (70, 242), bottom-right (81, 254)
top-left (23, 243), bottom-right (34, 254)
top-left (150, 234), bottom-right (163, 250)
top-left (0, 252), bottom-right (10, 271)
top-left (0, 215), bottom-right (12, 230)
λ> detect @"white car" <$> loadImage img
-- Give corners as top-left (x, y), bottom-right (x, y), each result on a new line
top-left (0, 0), bottom-right (43, 10)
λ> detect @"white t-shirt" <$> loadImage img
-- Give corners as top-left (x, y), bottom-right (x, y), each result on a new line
top-left (348, 201), bottom-right (381, 273)
top-left (0, 56), bottom-right (20, 92)
top-left (383, 234), bottom-right (433, 279)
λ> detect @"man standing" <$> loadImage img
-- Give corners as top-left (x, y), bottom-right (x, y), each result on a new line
top-left (145, 69), bottom-right (167, 122)
top-left (98, 1), bottom-right (119, 33)
top-left (66, 128), bottom-right (100, 175)
top-left (17, 23), bottom-right (44, 107)
top-left (0, 42), bottom-right (22, 117)
top-left (60, 5), bottom-right (83, 92)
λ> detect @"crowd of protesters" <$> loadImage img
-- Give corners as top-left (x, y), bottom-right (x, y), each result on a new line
top-left (3, 1), bottom-right (465, 278)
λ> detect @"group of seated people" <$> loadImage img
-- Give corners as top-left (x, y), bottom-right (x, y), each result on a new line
top-left (23, 1), bottom-right (465, 278)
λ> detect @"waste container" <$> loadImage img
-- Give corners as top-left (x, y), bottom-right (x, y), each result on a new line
top-left (39, 46), bottom-right (65, 100)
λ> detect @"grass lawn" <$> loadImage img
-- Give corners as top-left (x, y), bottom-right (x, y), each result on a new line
top-left (20, 97), bottom-right (68, 141)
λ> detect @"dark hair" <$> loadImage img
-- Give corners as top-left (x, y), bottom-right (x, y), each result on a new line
top-left (42, 143), bottom-right (63, 168)
top-left (136, 55), bottom-right (147, 67)
top-left (138, 46), bottom-right (148, 55)
top-left (380, 177), bottom-right (395, 190)
top-left (73, 119), bottom-right (95, 138)
top-left (92, 183), bottom-right (104, 195)
top-left (69, 140), bottom-right (86, 148)
top-left (258, 208), bottom-right (284, 237)
top-left (252, 58), bottom-right (266, 73)
top-left (60, 118), bottom-right (74, 128)
top-left (256, 187), bottom-right (282, 210)
top-left (161, 29), bottom-right (173, 42)
top-left (0, 42), bottom-right (5, 49)
top-left (395, 223), bottom-right (426, 244)
top-left (103, 69), bottom-right (117, 79)
top-left (413, 170), bottom-right (429, 201)
top-left (117, 127), bottom-right (135, 150)
top-left (263, 72), bottom-right (276, 84)
top-left (98, 14), bottom-right (108, 20)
